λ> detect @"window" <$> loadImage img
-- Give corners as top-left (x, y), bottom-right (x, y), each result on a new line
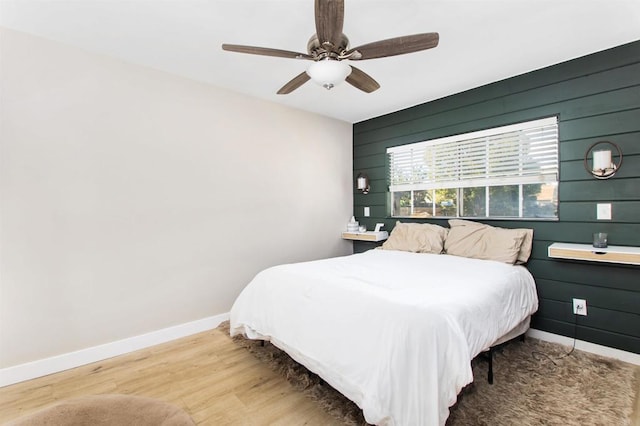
top-left (387, 116), bottom-right (558, 219)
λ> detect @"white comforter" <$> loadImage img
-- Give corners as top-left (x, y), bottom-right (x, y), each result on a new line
top-left (230, 249), bottom-right (538, 425)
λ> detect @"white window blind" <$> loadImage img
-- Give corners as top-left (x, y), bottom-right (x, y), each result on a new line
top-left (387, 116), bottom-right (559, 192)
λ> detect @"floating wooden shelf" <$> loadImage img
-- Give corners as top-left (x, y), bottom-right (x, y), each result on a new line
top-left (548, 242), bottom-right (640, 266)
top-left (341, 231), bottom-right (389, 242)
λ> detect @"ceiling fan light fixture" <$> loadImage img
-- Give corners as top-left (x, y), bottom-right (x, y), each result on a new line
top-left (222, 0), bottom-right (439, 94)
top-left (306, 59), bottom-right (351, 90)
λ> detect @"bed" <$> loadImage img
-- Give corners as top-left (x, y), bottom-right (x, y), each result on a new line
top-left (230, 220), bottom-right (538, 425)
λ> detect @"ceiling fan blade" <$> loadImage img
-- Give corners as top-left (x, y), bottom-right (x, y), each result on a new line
top-left (346, 32), bottom-right (439, 60)
top-left (222, 44), bottom-right (313, 60)
top-left (315, 0), bottom-right (344, 49)
top-left (277, 72), bottom-right (311, 94)
top-left (345, 66), bottom-right (380, 93)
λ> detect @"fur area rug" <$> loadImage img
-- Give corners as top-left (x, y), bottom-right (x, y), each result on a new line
top-left (220, 322), bottom-right (639, 426)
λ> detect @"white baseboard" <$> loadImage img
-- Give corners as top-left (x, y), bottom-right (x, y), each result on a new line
top-left (0, 313), bottom-right (229, 388)
top-left (527, 328), bottom-right (640, 366)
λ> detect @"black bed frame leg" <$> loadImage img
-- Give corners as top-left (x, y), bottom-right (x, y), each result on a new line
top-left (261, 340), bottom-right (265, 347)
top-left (487, 347), bottom-right (494, 385)
top-left (484, 334), bottom-right (525, 385)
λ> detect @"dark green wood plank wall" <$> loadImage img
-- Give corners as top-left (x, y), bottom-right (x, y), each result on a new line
top-left (352, 40), bottom-right (640, 354)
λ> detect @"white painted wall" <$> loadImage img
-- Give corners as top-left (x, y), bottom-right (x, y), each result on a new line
top-left (0, 27), bottom-right (353, 369)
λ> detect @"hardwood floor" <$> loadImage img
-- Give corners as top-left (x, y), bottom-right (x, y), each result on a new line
top-left (0, 328), bottom-right (343, 425)
top-left (2, 329), bottom-right (640, 425)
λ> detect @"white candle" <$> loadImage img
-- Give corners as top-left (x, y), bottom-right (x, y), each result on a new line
top-left (357, 176), bottom-right (367, 189)
top-left (593, 150), bottom-right (612, 171)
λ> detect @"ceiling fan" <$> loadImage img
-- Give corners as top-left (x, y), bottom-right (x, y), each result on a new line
top-left (222, 0), bottom-right (439, 94)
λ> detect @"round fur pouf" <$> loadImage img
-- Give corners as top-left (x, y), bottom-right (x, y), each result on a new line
top-left (7, 394), bottom-right (196, 426)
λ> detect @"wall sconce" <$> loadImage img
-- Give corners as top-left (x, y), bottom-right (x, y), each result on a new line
top-left (584, 141), bottom-right (623, 180)
top-left (356, 172), bottom-right (370, 194)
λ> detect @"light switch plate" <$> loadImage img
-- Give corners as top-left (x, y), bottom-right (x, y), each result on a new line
top-left (597, 203), bottom-right (611, 220)
top-left (364, 207), bottom-right (370, 217)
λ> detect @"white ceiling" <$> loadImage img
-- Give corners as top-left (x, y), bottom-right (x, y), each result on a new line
top-left (2, 0), bottom-right (640, 123)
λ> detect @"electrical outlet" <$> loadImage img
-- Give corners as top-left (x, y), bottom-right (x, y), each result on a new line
top-left (364, 207), bottom-right (370, 217)
top-left (572, 298), bottom-right (587, 316)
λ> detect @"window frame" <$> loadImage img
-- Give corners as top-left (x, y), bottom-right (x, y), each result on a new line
top-left (386, 116), bottom-right (559, 221)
